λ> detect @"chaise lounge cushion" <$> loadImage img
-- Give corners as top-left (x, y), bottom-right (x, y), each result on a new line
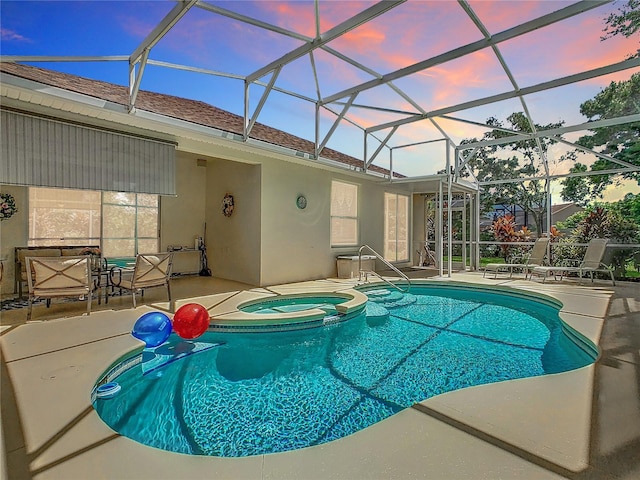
top-left (31, 257), bottom-right (90, 290)
top-left (15, 245), bottom-right (101, 298)
top-left (119, 255), bottom-right (167, 288)
top-left (18, 249), bottom-right (62, 280)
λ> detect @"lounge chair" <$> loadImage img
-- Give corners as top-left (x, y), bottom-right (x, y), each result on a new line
top-left (111, 252), bottom-right (173, 308)
top-left (25, 256), bottom-right (92, 320)
top-left (483, 237), bottom-right (550, 279)
top-left (530, 238), bottom-right (615, 285)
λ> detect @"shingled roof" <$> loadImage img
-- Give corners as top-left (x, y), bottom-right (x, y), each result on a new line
top-left (0, 62), bottom-right (401, 178)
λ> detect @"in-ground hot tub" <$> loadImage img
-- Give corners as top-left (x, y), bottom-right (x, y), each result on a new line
top-left (210, 289), bottom-right (368, 330)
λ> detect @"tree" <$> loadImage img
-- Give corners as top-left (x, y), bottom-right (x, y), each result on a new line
top-left (557, 194), bottom-right (640, 231)
top-left (560, 0), bottom-right (640, 204)
top-left (461, 112), bottom-right (563, 235)
top-left (560, 73), bottom-right (640, 203)
top-left (560, 162), bottom-right (592, 206)
top-left (608, 192), bottom-right (640, 225)
top-left (555, 198), bottom-right (640, 278)
top-left (572, 206), bottom-right (639, 278)
top-left (602, 0), bottom-right (640, 59)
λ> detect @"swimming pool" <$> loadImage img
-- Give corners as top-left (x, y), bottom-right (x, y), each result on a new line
top-left (93, 283), bottom-right (596, 457)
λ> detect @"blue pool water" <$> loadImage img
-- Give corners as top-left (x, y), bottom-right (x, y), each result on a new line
top-left (94, 285), bottom-right (595, 457)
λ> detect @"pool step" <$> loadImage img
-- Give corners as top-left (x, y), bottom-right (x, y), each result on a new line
top-left (142, 340), bottom-right (224, 376)
top-left (365, 302), bottom-right (389, 321)
top-left (367, 289), bottom-right (417, 308)
top-left (366, 289), bottom-right (392, 298)
top-left (368, 289), bottom-right (402, 302)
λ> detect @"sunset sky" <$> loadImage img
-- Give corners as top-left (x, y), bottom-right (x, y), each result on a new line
top-left (1, 0), bottom-right (638, 201)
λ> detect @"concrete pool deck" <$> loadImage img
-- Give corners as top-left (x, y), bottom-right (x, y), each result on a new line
top-left (1, 272), bottom-right (639, 479)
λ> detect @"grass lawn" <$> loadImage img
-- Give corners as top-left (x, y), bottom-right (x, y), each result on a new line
top-left (446, 256), bottom-right (504, 267)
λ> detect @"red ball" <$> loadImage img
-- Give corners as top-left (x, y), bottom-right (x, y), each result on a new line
top-left (172, 303), bottom-right (210, 339)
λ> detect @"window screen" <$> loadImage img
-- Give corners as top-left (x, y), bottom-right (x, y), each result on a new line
top-left (384, 192), bottom-right (409, 262)
top-left (331, 180), bottom-right (358, 246)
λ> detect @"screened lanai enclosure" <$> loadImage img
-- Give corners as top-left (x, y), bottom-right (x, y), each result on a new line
top-left (1, 0), bottom-right (639, 277)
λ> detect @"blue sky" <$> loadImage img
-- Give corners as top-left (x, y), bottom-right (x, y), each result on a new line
top-left (1, 0), bottom-right (638, 200)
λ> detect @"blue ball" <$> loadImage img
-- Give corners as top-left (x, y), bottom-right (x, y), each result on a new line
top-left (132, 311), bottom-right (172, 348)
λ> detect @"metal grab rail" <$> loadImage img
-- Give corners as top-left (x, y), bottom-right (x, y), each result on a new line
top-left (360, 270), bottom-right (407, 293)
top-left (358, 244), bottom-right (411, 292)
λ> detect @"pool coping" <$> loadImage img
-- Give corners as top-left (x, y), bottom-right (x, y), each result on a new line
top-left (1, 273), bottom-right (615, 479)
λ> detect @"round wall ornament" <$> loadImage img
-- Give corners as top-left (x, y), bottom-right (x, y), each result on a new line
top-left (0, 193), bottom-right (18, 221)
top-left (296, 195), bottom-right (307, 209)
top-left (222, 193), bottom-right (234, 217)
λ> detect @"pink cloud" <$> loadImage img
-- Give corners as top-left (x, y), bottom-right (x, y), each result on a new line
top-left (121, 7), bottom-right (305, 74)
top-left (312, 48), bottom-right (377, 93)
top-left (339, 102), bottom-right (408, 130)
top-left (326, 1), bottom-right (481, 72)
top-left (556, 15), bottom-right (638, 73)
top-left (261, 2), bottom-right (317, 38)
top-left (254, 1), bottom-right (376, 39)
top-left (431, 49), bottom-right (497, 87)
top-left (1, 28), bottom-right (31, 42)
top-left (318, 48), bottom-right (513, 129)
top-left (277, 1), bottom-right (633, 133)
top-left (469, 0), bottom-right (571, 34)
top-left (341, 23), bottom-right (386, 48)
top-left (316, 1), bottom-right (381, 35)
top-left (399, 48), bottom-right (513, 112)
top-left (117, 14), bottom-right (157, 39)
top-left (499, 6), bottom-right (637, 87)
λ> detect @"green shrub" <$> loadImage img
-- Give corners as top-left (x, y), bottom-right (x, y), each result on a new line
top-left (555, 206), bottom-right (640, 279)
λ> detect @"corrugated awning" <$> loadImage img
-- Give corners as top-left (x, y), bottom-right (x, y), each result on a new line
top-left (1, 109), bottom-right (176, 195)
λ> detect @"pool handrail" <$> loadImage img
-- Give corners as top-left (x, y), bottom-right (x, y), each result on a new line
top-left (358, 245), bottom-right (411, 292)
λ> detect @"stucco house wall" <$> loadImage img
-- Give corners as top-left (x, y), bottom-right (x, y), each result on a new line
top-left (159, 154), bottom-right (208, 276)
top-left (206, 157), bottom-right (262, 286)
top-left (0, 64), bottom-right (419, 292)
top-left (1, 149), bottom-right (414, 293)
top-left (258, 156), bottom-right (410, 286)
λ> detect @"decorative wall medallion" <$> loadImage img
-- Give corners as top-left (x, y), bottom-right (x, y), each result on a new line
top-left (0, 193), bottom-right (18, 221)
top-left (296, 195), bottom-right (307, 209)
top-left (222, 193), bottom-right (234, 217)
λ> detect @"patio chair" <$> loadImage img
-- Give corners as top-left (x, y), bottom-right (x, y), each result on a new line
top-left (25, 256), bottom-right (92, 320)
top-left (111, 252), bottom-right (173, 308)
top-left (483, 237), bottom-right (550, 279)
top-left (530, 238), bottom-right (615, 285)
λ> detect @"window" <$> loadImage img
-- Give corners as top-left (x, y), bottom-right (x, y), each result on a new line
top-left (102, 192), bottom-right (159, 257)
top-left (384, 192), bottom-right (409, 262)
top-left (29, 188), bottom-right (101, 246)
top-left (29, 187), bottom-right (158, 257)
top-left (331, 180), bottom-right (358, 246)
